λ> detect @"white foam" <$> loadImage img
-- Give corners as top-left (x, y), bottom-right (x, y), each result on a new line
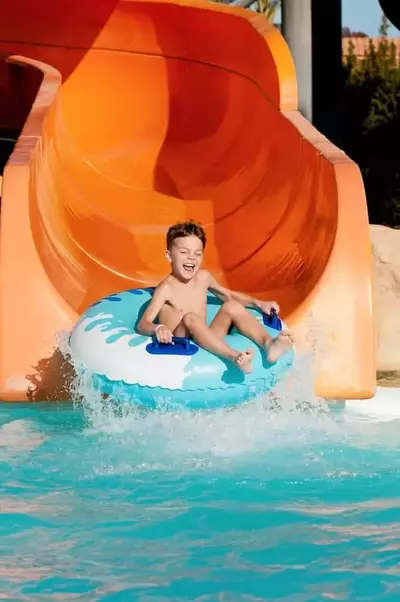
top-left (0, 420), bottom-right (46, 454)
top-left (71, 350), bottom-right (341, 461)
top-left (63, 313), bottom-right (400, 465)
top-left (344, 387), bottom-right (400, 422)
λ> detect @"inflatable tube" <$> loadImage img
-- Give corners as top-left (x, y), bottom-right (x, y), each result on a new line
top-left (69, 288), bottom-right (294, 410)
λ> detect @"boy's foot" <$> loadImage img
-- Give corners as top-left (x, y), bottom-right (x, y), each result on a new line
top-left (266, 330), bottom-right (294, 363)
top-left (233, 348), bottom-right (254, 374)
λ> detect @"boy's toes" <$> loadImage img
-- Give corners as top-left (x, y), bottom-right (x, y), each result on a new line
top-left (267, 331), bottom-right (294, 363)
top-left (234, 348), bottom-right (254, 374)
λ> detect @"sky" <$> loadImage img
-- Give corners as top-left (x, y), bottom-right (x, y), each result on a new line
top-left (274, 0), bottom-right (399, 37)
top-left (342, 0), bottom-right (398, 36)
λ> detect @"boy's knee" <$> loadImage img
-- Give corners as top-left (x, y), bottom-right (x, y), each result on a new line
top-left (222, 300), bottom-right (243, 316)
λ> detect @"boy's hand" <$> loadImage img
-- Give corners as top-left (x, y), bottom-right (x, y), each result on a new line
top-left (154, 324), bottom-right (174, 344)
top-left (259, 300), bottom-right (280, 315)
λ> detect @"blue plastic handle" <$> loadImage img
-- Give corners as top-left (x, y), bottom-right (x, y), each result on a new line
top-left (262, 308), bottom-right (283, 332)
top-left (146, 336), bottom-right (199, 356)
top-left (152, 336), bottom-right (189, 350)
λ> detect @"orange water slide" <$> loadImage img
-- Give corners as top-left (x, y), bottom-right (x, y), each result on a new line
top-left (0, 0), bottom-right (375, 401)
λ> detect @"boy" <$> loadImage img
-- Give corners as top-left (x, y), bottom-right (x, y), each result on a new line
top-left (137, 220), bottom-right (294, 374)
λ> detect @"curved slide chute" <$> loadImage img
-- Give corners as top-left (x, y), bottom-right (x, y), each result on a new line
top-left (0, 0), bottom-right (375, 400)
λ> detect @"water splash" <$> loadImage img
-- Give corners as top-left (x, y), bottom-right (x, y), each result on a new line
top-left (57, 314), bottom-right (400, 475)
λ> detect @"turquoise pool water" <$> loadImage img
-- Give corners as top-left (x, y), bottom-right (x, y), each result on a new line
top-left (1, 374), bottom-right (400, 601)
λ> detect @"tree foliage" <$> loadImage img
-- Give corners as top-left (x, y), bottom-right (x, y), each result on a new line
top-left (342, 26), bottom-right (368, 37)
top-left (212, 0), bottom-right (279, 20)
top-left (342, 17), bottom-right (400, 227)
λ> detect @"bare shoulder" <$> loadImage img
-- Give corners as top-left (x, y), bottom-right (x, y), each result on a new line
top-left (152, 278), bottom-right (172, 299)
top-left (197, 269), bottom-right (213, 285)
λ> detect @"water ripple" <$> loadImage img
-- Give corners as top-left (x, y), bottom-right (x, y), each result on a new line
top-left (1, 387), bottom-right (400, 600)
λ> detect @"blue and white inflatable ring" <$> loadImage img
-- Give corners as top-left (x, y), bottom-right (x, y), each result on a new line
top-left (69, 288), bottom-right (294, 410)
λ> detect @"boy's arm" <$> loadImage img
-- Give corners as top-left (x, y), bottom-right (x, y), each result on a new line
top-left (136, 283), bottom-right (169, 336)
top-left (207, 273), bottom-right (280, 314)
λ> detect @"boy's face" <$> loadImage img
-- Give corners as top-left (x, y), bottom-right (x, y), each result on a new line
top-left (167, 235), bottom-right (204, 281)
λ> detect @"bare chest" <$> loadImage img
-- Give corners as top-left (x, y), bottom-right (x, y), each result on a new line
top-left (167, 282), bottom-right (208, 316)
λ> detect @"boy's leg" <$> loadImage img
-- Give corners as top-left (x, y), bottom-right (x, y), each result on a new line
top-left (182, 312), bottom-right (254, 374)
top-left (158, 304), bottom-right (188, 338)
top-left (211, 301), bottom-right (294, 363)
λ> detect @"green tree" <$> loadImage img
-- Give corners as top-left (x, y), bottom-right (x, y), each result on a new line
top-left (213, 0), bottom-right (280, 20)
top-left (342, 14), bottom-right (400, 226)
top-left (252, 0), bottom-right (279, 19)
top-left (379, 13), bottom-right (390, 36)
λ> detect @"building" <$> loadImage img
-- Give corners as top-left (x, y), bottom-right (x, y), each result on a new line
top-left (342, 36), bottom-right (400, 60)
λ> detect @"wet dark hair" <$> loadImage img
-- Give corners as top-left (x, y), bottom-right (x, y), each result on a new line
top-left (166, 220), bottom-right (206, 250)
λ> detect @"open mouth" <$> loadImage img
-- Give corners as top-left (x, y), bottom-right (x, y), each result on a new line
top-left (183, 263), bottom-right (195, 273)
